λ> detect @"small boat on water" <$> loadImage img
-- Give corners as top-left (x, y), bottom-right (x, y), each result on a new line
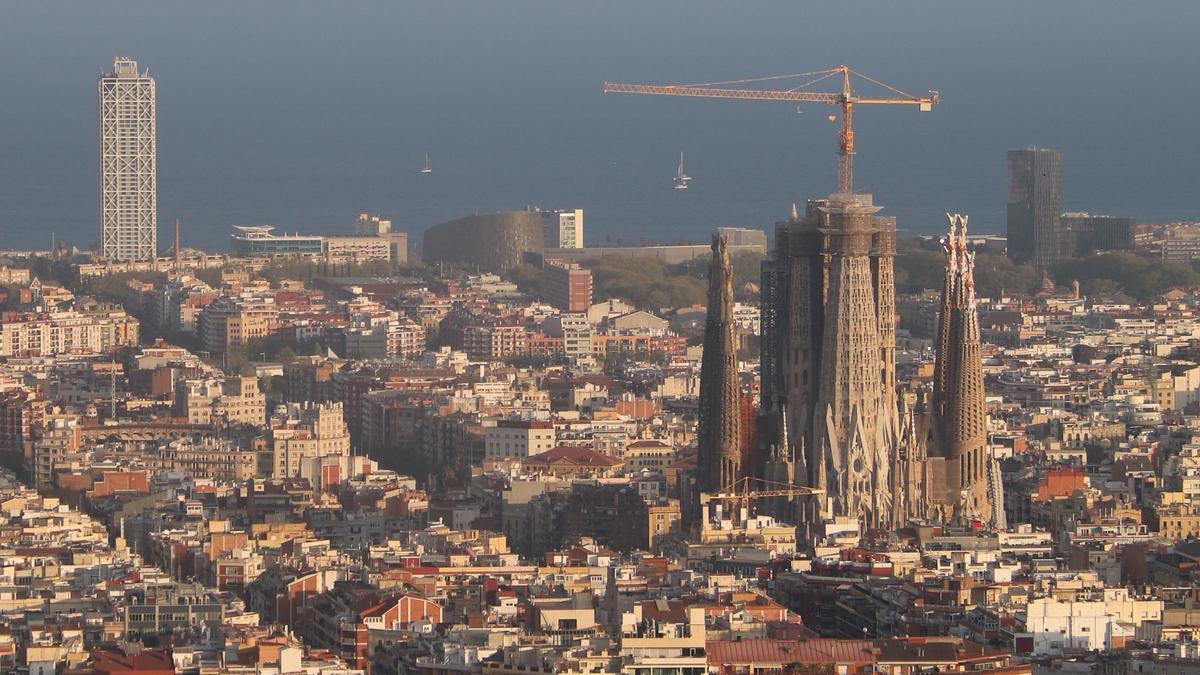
top-left (674, 151), bottom-right (690, 190)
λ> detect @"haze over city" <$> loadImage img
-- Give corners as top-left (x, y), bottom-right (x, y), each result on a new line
top-left (8, 4), bottom-right (1200, 674)
top-left (2, 0), bottom-right (1197, 251)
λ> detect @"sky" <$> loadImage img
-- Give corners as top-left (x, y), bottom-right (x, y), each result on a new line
top-left (0, 1), bottom-right (1197, 252)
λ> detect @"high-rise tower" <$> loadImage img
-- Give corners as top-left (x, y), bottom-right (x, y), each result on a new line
top-left (1006, 148), bottom-right (1060, 272)
top-left (925, 214), bottom-right (997, 524)
top-left (99, 57), bottom-right (157, 261)
top-left (697, 234), bottom-right (742, 494)
top-left (761, 193), bottom-right (900, 529)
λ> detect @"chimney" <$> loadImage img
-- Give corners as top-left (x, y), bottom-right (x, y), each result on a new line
top-left (174, 218), bottom-right (181, 270)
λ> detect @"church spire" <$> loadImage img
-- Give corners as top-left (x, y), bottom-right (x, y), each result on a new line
top-left (929, 213), bottom-right (994, 525)
top-left (698, 233), bottom-right (742, 494)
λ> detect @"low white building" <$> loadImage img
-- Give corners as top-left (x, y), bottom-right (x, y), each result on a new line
top-left (1022, 589), bottom-right (1162, 655)
top-left (485, 419), bottom-right (556, 460)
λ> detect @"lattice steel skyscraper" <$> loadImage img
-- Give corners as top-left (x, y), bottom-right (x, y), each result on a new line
top-left (99, 57), bottom-right (157, 261)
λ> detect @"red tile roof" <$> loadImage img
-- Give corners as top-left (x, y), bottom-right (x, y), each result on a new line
top-left (91, 648), bottom-right (176, 674)
top-left (707, 639), bottom-right (876, 667)
top-left (523, 446), bottom-right (621, 468)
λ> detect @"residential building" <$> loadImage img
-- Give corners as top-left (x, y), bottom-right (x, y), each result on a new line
top-left (266, 401), bottom-right (352, 478)
top-left (198, 295), bottom-right (277, 354)
top-left (485, 419), bottom-right (555, 460)
top-left (543, 261), bottom-right (592, 313)
top-left (463, 323), bottom-right (527, 361)
top-left (1022, 590), bottom-right (1162, 656)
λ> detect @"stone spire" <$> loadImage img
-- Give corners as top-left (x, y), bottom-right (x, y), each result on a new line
top-left (763, 398), bottom-right (798, 521)
top-left (810, 193), bottom-right (896, 530)
top-left (698, 233), bottom-right (742, 493)
top-left (928, 214), bottom-right (994, 524)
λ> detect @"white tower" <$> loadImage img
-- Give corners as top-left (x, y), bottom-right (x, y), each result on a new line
top-left (99, 57), bottom-right (157, 260)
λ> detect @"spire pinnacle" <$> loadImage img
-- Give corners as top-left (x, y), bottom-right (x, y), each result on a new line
top-left (944, 213), bottom-right (958, 271)
top-left (778, 398), bottom-right (790, 457)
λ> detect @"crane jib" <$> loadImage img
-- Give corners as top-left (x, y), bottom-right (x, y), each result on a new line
top-left (602, 66), bottom-right (938, 194)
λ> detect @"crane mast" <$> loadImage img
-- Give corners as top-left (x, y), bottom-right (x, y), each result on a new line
top-left (603, 65), bottom-right (938, 194)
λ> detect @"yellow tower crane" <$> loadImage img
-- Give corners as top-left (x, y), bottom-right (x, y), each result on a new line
top-left (603, 65), bottom-right (939, 194)
top-left (700, 476), bottom-right (823, 508)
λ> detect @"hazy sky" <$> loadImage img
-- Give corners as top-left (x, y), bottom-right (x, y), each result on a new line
top-left (0, 1), bottom-right (1196, 251)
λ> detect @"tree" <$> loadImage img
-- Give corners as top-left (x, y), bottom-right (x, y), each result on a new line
top-left (1052, 253), bottom-right (1200, 303)
top-left (506, 263), bottom-right (543, 296)
top-left (584, 255), bottom-right (705, 310)
top-left (783, 663), bottom-right (834, 675)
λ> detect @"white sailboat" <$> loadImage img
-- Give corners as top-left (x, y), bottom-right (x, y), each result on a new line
top-left (420, 153), bottom-right (433, 174)
top-left (674, 151), bottom-right (690, 190)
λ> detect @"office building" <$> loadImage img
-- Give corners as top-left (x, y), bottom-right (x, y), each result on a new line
top-left (231, 226), bottom-right (323, 257)
top-left (716, 226), bottom-right (769, 250)
top-left (354, 213), bottom-right (409, 263)
top-left (541, 208), bottom-right (584, 249)
top-left (99, 57), bottom-right (157, 261)
top-left (230, 225), bottom-right (406, 264)
top-left (1007, 148), bottom-right (1061, 271)
top-left (355, 213), bottom-right (391, 235)
top-left (1059, 212), bottom-right (1136, 257)
top-left (1163, 227), bottom-right (1200, 262)
top-left (543, 260), bottom-right (592, 312)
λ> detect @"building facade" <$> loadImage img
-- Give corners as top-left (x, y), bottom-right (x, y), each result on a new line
top-left (231, 226), bottom-right (323, 256)
top-left (197, 295), bottom-right (278, 354)
top-left (99, 57), bottom-right (157, 261)
top-left (1059, 212), bottom-right (1136, 256)
top-left (485, 420), bottom-right (555, 460)
top-left (423, 211), bottom-right (545, 274)
top-left (0, 311), bottom-right (139, 358)
top-left (1006, 148), bottom-right (1061, 271)
top-left (543, 261), bottom-right (592, 313)
top-left (541, 208), bottom-right (584, 249)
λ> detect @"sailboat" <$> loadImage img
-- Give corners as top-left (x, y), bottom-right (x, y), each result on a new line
top-left (674, 151), bottom-right (690, 190)
top-left (420, 153), bottom-right (433, 174)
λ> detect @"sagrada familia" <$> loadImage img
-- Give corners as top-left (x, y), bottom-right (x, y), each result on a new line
top-left (697, 193), bottom-right (1005, 534)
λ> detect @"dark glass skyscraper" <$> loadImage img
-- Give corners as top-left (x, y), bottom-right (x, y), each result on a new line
top-left (1006, 148), bottom-right (1061, 272)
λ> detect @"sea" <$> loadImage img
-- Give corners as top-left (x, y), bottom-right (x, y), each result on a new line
top-left (0, 1), bottom-right (1197, 253)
